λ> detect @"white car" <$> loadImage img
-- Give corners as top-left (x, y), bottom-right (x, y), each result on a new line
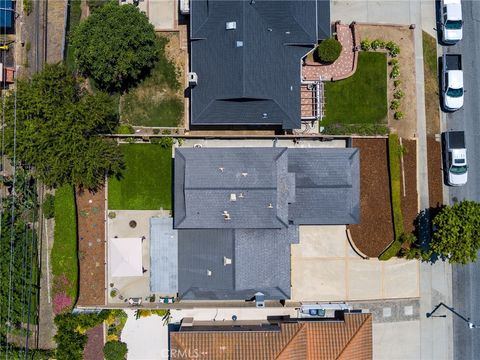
top-left (443, 131), bottom-right (468, 187)
top-left (442, 54), bottom-right (463, 111)
top-left (440, 0), bottom-right (463, 43)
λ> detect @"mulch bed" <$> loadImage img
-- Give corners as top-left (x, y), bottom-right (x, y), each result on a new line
top-left (400, 139), bottom-right (418, 234)
top-left (83, 324), bottom-right (104, 360)
top-left (348, 138), bottom-right (394, 257)
top-left (427, 136), bottom-right (444, 209)
top-left (76, 187), bottom-right (106, 307)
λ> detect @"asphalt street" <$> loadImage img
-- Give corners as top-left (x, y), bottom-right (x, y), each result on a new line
top-left (442, 1), bottom-right (480, 359)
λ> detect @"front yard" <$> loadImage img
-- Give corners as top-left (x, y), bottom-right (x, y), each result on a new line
top-left (108, 144), bottom-right (173, 210)
top-left (323, 52), bottom-right (388, 131)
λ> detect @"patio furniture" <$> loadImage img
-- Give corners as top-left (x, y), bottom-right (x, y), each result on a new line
top-left (128, 297), bottom-right (142, 306)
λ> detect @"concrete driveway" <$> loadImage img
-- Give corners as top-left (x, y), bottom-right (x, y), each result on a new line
top-left (291, 226), bottom-right (419, 301)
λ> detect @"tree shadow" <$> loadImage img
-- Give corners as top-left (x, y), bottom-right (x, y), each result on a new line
top-left (414, 205), bottom-right (445, 264)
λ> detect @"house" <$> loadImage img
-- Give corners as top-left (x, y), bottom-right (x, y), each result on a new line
top-left (174, 147), bottom-right (359, 300)
top-left (188, 0), bottom-right (331, 130)
top-left (169, 312), bottom-right (372, 359)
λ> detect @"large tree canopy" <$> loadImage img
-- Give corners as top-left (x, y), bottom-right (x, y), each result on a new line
top-left (71, 2), bottom-right (158, 91)
top-left (431, 200), bottom-right (480, 264)
top-left (3, 64), bottom-right (123, 190)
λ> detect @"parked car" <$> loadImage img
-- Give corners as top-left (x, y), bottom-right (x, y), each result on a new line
top-left (440, 0), bottom-right (463, 43)
top-left (441, 54), bottom-right (463, 111)
top-left (442, 131), bottom-right (468, 186)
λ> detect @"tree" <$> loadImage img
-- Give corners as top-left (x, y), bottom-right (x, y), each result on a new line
top-left (71, 2), bottom-right (158, 91)
top-left (431, 201), bottom-right (480, 264)
top-left (103, 341), bottom-right (128, 360)
top-left (316, 38), bottom-right (343, 63)
top-left (2, 64), bottom-right (123, 190)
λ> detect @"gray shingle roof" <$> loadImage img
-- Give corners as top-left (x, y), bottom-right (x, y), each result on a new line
top-left (189, 0), bottom-right (330, 130)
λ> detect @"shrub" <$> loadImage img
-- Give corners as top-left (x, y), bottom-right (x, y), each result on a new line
top-left (316, 38), bottom-right (343, 63)
top-left (116, 124), bottom-right (134, 134)
top-left (390, 66), bottom-right (400, 79)
top-left (125, 137), bottom-right (137, 144)
top-left (394, 89), bottom-right (405, 99)
top-left (394, 79), bottom-right (401, 88)
top-left (360, 39), bottom-right (371, 51)
top-left (386, 41), bottom-right (400, 57)
top-left (388, 58), bottom-right (398, 66)
top-left (103, 341), bottom-right (128, 360)
top-left (108, 211), bottom-right (116, 219)
top-left (23, 0), bottom-right (33, 15)
top-left (394, 111), bottom-right (404, 120)
top-left (152, 128), bottom-right (160, 135)
top-left (43, 193), bottom-right (55, 219)
top-left (150, 137), bottom-right (175, 148)
top-left (371, 39), bottom-right (385, 50)
top-left (390, 99), bottom-right (400, 110)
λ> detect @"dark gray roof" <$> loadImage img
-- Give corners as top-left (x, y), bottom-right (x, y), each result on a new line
top-left (189, 0), bottom-right (331, 130)
top-left (174, 147), bottom-right (360, 228)
top-left (174, 147), bottom-right (290, 229)
top-left (177, 228), bottom-right (295, 300)
top-left (150, 217), bottom-right (178, 294)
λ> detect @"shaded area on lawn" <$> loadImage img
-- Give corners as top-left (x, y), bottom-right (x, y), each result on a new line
top-left (121, 35), bottom-right (183, 127)
top-left (76, 187), bottom-right (106, 307)
top-left (348, 138), bottom-right (394, 257)
top-left (323, 52), bottom-right (387, 127)
top-left (52, 185), bottom-right (78, 313)
top-left (108, 144), bottom-right (172, 210)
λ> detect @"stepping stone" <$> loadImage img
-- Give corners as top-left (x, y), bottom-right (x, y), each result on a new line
top-left (404, 305), bottom-right (413, 316)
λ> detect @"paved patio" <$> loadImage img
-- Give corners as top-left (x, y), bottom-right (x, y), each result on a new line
top-left (302, 23), bottom-right (357, 81)
top-left (291, 226), bottom-right (419, 302)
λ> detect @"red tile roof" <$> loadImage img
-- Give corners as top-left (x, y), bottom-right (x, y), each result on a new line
top-left (170, 313), bottom-right (372, 360)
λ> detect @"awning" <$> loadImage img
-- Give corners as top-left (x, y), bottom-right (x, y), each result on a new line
top-left (109, 237), bottom-right (143, 277)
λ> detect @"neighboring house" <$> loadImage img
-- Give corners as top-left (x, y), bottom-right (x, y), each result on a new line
top-left (188, 0), bottom-right (331, 130)
top-left (170, 312), bottom-right (372, 360)
top-left (174, 147), bottom-right (359, 300)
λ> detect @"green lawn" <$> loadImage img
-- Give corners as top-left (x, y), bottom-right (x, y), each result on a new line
top-left (52, 185), bottom-right (78, 301)
top-left (323, 52), bottom-right (388, 126)
top-left (121, 36), bottom-right (183, 127)
top-left (108, 144), bottom-right (173, 210)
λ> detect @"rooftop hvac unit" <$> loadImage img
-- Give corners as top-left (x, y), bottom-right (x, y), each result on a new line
top-left (255, 292), bottom-right (265, 308)
top-left (188, 72), bottom-right (198, 86)
top-left (226, 21), bottom-right (237, 30)
top-left (230, 193), bottom-right (237, 201)
top-left (224, 256), bottom-right (232, 266)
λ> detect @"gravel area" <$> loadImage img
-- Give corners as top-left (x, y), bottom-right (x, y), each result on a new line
top-left (349, 138), bottom-right (394, 257)
top-left (76, 187), bottom-right (106, 307)
top-left (401, 139), bottom-right (418, 234)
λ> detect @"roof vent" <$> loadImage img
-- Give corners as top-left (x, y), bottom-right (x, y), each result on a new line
top-left (188, 72), bottom-right (198, 86)
top-left (193, 143), bottom-right (203, 148)
top-left (241, 172), bottom-right (248, 177)
top-left (238, 193), bottom-right (244, 198)
top-left (230, 193), bottom-right (237, 201)
top-left (223, 211), bottom-right (231, 220)
top-left (226, 21), bottom-right (236, 30)
top-left (219, 167), bottom-right (224, 172)
top-left (224, 257), bottom-right (232, 266)
top-left (207, 269), bottom-right (212, 276)
top-left (236, 41), bottom-right (243, 48)
top-left (267, 28), bottom-right (273, 32)
top-left (285, 31), bottom-right (291, 35)
top-left (262, 113), bottom-right (268, 119)
top-left (268, 203), bottom-right (273, 209)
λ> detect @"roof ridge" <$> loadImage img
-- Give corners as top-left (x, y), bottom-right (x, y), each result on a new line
top-left (334, 314), bottom-right (372, 360)
top-left (274, 323), bottom-right (307, 360)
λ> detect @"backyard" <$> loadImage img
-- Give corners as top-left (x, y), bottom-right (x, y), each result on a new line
top-left (323, 52), bottom-right (387, 131)
top-left (120, 34), bottom-right (183, 128)
top-left (108, 144), bottom-right (173, 210)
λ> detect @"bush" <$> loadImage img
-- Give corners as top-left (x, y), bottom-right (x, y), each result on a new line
top-left (116, 124), bottom-right (134, 134)
top-left (394, 79), bottom-right (401, 88)
top-left (388, 58), bottom-right (398, 66)
top-left (371, 39), bottom-right (385, 50)
top-left (390, 99), bottom-right (400, 110)
top-left (393, 89), bottom-right (405, 99)
top-left (360, 39), bottom-right (371, 51)
top-left (386, 41), bottom-right (400, 57)
top-left (103, 341), bottom-right (128, 360)
top-left (390, 66), bottom-right (400, 79)
top-left (394, 111), bottom-right (404, 120)
top-left (150, 137), bottom-right (175, 148)
top-left (43, 193), bottom-right (55, 219)
top-left (321, 123), bottom-right (389, 136)
top-left (316, 38), bottom-right (343, 63)
top-left (23, 0), bottom-right (33, 15)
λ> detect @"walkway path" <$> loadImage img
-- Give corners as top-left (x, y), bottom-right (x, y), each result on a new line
top-left (302, 23), bottom-right (356, 81)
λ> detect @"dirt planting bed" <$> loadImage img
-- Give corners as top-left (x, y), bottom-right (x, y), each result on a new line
top-left (76, 187), bottom-right (106, 307)
top-left (84, 324), bottom-right (104, 360)
top-left (427, 136), bottom-right (444, 209)
top-left (400, 139), bottom-right (418, 234)
top-left (348, 138), bottom-right (394, 257)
